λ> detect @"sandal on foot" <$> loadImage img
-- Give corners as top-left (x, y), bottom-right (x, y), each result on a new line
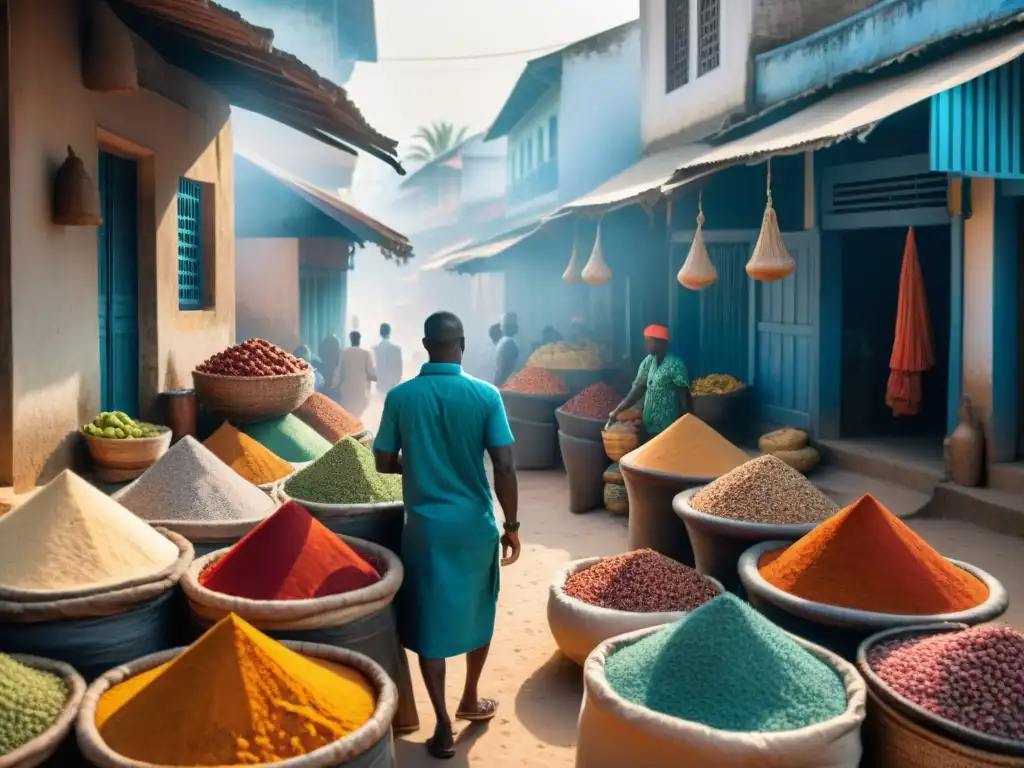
top-left (425, 735), bottom-right (456, 760)
top-left (455, 698), bottom-right (498, 722)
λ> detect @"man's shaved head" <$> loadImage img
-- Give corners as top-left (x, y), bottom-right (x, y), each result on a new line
top-left (423, 312), bottom-right (465, 363)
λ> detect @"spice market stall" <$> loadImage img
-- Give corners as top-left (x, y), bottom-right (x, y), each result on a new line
top-left (500, 368), bottom-right (570, 470)
top-left (738, 494), bottom-right (1009, 660)
top-left (526, 340), bottom-right (619, 396)
top-left (690, 374), bottom-right (751, 444)
top-left (75, 614), bottom-right (398, 768)
top-left (557, 384), bottom-right (623, 514)
top-left (0, 471), bottom-right (193, 680)
top-left (181, 502), bottom-right (418, 734)
top-left (202, 422), bottom-right (295, 491)
top-left (673, 455), bottom-right (839, 594)
top-left (576, 594), bottom-right (866, 767)
top-left (619, 414), bottom-right (750, 564)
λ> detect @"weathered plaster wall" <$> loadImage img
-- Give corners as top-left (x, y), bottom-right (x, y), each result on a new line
top-left (236, 239), bottom-right (301, 351)
top-left (962, 176), bottom-right (995, 448)
top-left (5, 0), bottom-right (234, 489)
top-left (751, 0), bottom-right (884, 52)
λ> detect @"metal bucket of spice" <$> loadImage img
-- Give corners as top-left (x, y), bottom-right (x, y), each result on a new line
top-left (547, 554), bottom-right (724, 666)
top-left (738, 539), bottom-right (1009, 662)
top-left (0, 654), bottom-right (85, 768)
top-left (857, 623), bottom-right (1024, 766)
top-left (75, 639), bottom-right (398, 768)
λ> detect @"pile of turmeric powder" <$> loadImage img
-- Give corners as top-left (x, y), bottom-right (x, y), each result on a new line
top-left (624, 414), bottom-right (749, 478)
top-left (203, 422), bottom-right (293, 485)
top-left (96, 614), bottom-right (376, 765)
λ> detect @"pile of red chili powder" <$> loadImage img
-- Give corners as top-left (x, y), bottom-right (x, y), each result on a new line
top-left (199, 500), bottom-right (380, 600)
top-left (867, 625), bottom-right (1024, 741)
top-left (563, 549), bottom-right (719, 613)
top-left (501, 368), bottom-right (568, 396)
top-left (559, 383), bottom-right (623, 420)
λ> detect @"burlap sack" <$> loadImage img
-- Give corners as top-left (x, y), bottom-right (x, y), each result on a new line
top-left (75, 641), bottom-right (398, 768)
top-left (0, 655), bottom-right (85, 768)
top-left (758, 428), bottom-right (808, 454)
top-left (548, 559), bottom-right (723, 666)
top-left (576, 625), bottom-right (866, 768)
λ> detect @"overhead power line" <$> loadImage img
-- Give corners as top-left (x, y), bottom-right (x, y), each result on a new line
top-left (377, 40), bottom-right (574, 62)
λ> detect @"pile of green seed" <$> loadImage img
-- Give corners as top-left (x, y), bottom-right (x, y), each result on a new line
top-left (239, 415), bottom-right (332, 463)
top-left (0, 653), bottom-right (67, 755)
top-left (284, 437), bottom-right (402, 504)
top-left (604, 594), bottom-right (847, 732)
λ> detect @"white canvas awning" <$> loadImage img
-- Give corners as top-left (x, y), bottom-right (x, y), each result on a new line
top-left (425, 224), bottom-right (543, 272)
top-left (663, 29), bottom-right (1024, 191)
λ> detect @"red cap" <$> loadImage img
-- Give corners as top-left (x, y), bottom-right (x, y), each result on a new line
top-left (644, 324), bottom-right (670, 341)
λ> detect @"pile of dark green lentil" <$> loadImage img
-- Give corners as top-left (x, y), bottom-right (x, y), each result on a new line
top-left (284, 437), bottom-right (402, 504)
top-left (0, 653), bottom-right (67, 755)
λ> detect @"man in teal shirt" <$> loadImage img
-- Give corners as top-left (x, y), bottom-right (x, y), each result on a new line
top-left (374, 311), bottom-right (520, 760)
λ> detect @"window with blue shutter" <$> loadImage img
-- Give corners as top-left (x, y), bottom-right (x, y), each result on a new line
top-left (177, 177), bottom-right (204, 310)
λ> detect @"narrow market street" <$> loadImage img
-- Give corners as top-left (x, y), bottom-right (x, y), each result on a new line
top-left (392, 470), bottom-right (1024, 767)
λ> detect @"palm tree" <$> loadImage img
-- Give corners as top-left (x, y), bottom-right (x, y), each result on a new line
top-left (405, 121), bottom-right (470, 164)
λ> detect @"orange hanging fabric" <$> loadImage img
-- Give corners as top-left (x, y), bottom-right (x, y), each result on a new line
top-left (886, 226), bottom-right (935, 416)
top-left (677, 191), bottom-right (717, 290)
top-left (746, 159), bottom-right (796, 282)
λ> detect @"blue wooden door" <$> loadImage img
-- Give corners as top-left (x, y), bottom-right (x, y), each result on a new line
top-left (697, 242), bottom-right (751, 380)
top-left (755, 233), bottom-right (818, 429)
top-left (97, 152), bottom-right (140, 416)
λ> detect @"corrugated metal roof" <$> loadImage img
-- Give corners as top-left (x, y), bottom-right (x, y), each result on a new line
top-left (664, 29), bottom-right (1024, 190)
top-left (425, 222), bottom-right (543, 272)
top-left (237, 150), bottom-right (412, 260)
top-left (109, 0), bottom-right (403, 173)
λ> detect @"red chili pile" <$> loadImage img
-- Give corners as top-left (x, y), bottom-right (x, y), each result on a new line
top-left (867, 625), bottom-right (1024, 740)
top-left (196, 339), bottom-right (311, 377)
top-left (560, 382), bottom-right (622, 419)
top-left (501, 367), bottom-right (568, 396)
top-left (563, 549), bottom-right (719, 613)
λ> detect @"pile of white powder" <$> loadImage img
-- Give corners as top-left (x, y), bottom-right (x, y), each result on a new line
top-left (113, 436), bottom-right (275, 524)
top-left (0, 470), bottom-right (179, 591)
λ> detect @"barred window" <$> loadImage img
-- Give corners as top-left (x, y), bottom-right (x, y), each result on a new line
top-left (665, 0), bottom-right (690, 92)
top-left (698, 0), bottom-right (720, 76)
top-left (177, 177), bottom-right (204, 310)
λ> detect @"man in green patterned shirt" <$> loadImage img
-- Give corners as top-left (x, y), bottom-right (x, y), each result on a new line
top-left (609, 324), bottom-right (691, 436)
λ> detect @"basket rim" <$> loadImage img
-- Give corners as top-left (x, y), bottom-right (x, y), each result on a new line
top-left (192, 368), bottom-right (314, 382)
top-left (499, 390), bottom-right (571, 402)
top-left (74, 639), bottom-right (397, 768)
top-left (550, 557), bottom-right (724, 621)
top-left (857, 622), bottom-right (1024, 757)
top-left (0, 654), bottom-right (86, 768)
top-left (690, 383), bottom-right (749, 399)
top-left (276, 487), bottom-right (404, 514)
top-left (81, 425), bottom-right (172, 443)
top-left (555, 409), bottom-right (608, 425)
top-left (618, 455), bottom-right (721, 485)
top-left (738, 540), bottom-right (1010, 629)
top-left (672, 486), bottom-right (833, 538)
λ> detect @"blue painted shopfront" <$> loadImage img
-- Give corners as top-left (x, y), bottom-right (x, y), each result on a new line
top-left (97, 151), bottom-right (140, 417)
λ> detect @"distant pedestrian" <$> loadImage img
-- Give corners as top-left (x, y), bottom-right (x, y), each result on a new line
top-left (488, 323), bottom-right (502, 347)
top-left (335, 331), bottom-right (376, 418)
top-left (319, 334), bottom-right (343, 401)
top-left (374, 322), bottom-right (404, 396)
top-left (293, 344), bottom-right (325, 392)
top-left (494, 312), bottom-right (520, 388)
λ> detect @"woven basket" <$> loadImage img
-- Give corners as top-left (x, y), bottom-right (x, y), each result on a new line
top-left (192, 369), bottom-right (314, 423)
top-left (603, 483), bottom-right (628, 515)
top-left (602, 430), bottom-right (639, 462)
top-left (863, 688), bottom-right (1024, 767)
top-left (83, 427), bottom-right (171, 470)
top-left (774, 445), bottom-right (821, 474)
top-left (75, 641), bottom-right (398, 768)
top-left (0, 655), bottom-right (86, 768)
top-left (759, 427), bottom-right (808, 453)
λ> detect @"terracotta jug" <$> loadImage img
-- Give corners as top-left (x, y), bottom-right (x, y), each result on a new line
top-left (948, 394), bottom-right (984, 487)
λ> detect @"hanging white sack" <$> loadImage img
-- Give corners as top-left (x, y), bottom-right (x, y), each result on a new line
top-left (582, 220), bottom-right (612, 286)
top-left (746, 160), bottom-right (796, 282)
top-left (563, 233), bottom-right (583, 285)
top-left (677, 192), bottom-right (717, 290)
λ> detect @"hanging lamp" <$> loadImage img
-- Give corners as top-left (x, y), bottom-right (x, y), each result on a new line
top-left (581, 218), bottom-right (612, 286)
top-left (82, 0), bottom-right (139, 94)
top-left (677, 190), bottom-right (717, 290)
top-left (562, 223), bottom-right (582, 284)
top-left (746, 158), bottom-right (795, 282)
top-left (53, 147), bottom-right (102, 227)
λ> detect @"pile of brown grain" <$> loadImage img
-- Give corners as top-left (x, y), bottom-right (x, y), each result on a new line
top-left (294, 393), bottom-right (364, 443)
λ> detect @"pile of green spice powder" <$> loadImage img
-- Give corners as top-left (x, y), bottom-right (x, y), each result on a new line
top-left (238, 415), bottom-right (332, 463)
top-left (0, 653), bottom-right (68, 755)
top-left (604, 594), bottom-right (847, 732)
top-left (285, 437), bottom-right (402, 504)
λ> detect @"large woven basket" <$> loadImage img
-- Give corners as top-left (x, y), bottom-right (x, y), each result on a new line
top-left (0, 655), bottom-right (86, 768)
top-left (602, 429), bottom-right (639, 462)
top-left (83, 427), bottom-right (171, 471)
top-left (192, 369), bottom-right (314, 423)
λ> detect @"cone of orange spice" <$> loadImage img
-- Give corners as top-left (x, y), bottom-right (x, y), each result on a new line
top-left (758, 494), bottom-right (989, 614)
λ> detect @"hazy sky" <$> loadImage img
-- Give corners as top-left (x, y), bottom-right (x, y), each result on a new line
top-left (347, 0), bottom-right (639, 183)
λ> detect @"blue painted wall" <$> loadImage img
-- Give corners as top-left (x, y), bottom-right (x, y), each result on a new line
top-left (931, 57), bottom-right (1024, 178)
top-left (992, 182), bottom-right (1019, 461)
top-left (755, 0), bottom-right (1024, 109)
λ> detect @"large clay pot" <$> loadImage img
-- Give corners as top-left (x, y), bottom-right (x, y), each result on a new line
top-left (948, 395), bottom-right (984, 487)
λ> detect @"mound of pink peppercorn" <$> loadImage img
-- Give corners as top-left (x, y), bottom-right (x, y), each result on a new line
top-left (867, 625), bottom-right (1024, 741)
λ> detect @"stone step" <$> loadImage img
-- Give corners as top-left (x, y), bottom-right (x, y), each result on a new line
top-left (817, 439), bottom-right (945, 495)
top-left (989, 461), bottom-right (1024, 496)
top-left (922, 482), bottom-right (1024, 537)
top-left (809, 465), bottom-right (931, 518)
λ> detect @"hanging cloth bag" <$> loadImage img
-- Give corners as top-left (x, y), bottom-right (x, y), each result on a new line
top-left (582, 220), bottom-right (612, 286)
top-left (677, 191), bottom-right (717, 290)
top-left (746, 159), bottom-right (796, 282)
top-left (563, 225), bottom-right (583, 284)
